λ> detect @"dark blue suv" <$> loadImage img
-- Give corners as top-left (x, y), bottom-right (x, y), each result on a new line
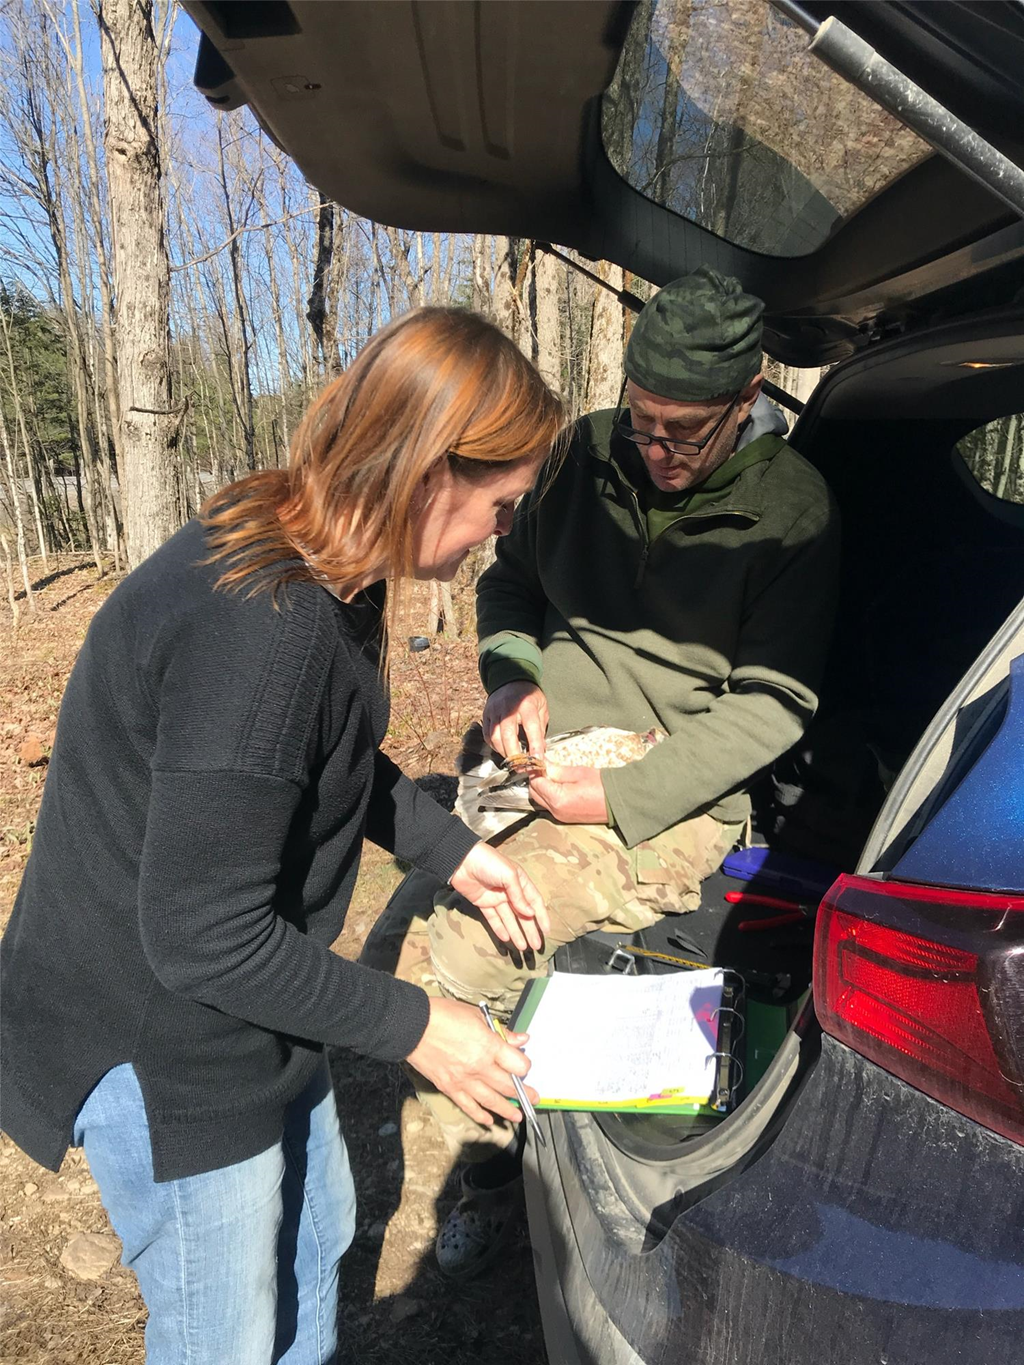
top-left (184, 1), bottom-right (1024, 1359)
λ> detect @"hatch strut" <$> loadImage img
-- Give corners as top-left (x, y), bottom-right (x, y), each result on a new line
top-left (534, 240), bottom-right (805, 416)
top-left (772, 0), bottom-right (1024, 220)
top-left (534, 241), bottom-right (647, 313)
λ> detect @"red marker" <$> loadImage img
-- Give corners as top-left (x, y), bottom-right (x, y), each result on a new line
top-left (737, 911), bottom-right (805, 932)
top-left (725, 890), bottom-right (805, 913)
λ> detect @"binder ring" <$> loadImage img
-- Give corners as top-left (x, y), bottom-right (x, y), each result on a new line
top-left (710, 1004), bottom-right (745, 1046)
top-left (708, 1049), bottom-right (744, 1102)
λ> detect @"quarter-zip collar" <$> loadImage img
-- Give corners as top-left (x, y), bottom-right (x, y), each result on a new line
top-left (590, 414), bottom-right (785, 585)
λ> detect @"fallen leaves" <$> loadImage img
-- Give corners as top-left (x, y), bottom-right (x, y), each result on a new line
top-left (2, 560), bottom-right (110, 931)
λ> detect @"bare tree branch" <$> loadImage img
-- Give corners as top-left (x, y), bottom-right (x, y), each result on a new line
top-left (171, 205), bottom-right (318, 271)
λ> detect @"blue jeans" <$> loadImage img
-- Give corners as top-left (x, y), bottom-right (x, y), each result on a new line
top-left (73, 1059), bottom-right (356, 1365)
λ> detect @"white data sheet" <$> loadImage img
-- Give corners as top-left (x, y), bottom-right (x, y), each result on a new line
top-left (520, 968), bottom-right (726, 1106)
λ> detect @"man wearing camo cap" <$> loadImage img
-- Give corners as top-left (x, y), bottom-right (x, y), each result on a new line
top-left (376, 265), bottom-right (839, 1275)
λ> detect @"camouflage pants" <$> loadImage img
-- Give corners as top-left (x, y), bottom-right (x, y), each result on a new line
top-left (362, 810), bottom-right (741, 1161)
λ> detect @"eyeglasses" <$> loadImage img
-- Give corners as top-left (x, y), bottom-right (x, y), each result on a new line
top-left (617, 391), bottom-right (741, 458)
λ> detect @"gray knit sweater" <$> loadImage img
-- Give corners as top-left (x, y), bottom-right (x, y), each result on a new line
top-left (1, 519), bottom-right (478, 1181)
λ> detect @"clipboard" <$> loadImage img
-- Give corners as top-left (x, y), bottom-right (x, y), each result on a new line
top-left (509, 968), bottom-right (744, 1115)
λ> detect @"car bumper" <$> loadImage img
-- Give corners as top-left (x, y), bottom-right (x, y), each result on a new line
top-left (525, 1035), bottom-right (1024, 1365)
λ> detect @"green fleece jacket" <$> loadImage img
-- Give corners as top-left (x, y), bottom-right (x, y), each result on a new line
top-left (476, 408), bottom-right (840, 848)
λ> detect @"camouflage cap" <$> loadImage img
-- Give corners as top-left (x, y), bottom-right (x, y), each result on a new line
top-left (625, 265), bottom-right (764, 401)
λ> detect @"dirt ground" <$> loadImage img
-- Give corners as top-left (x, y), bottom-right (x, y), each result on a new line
top-left (0, 557), bottom-right (547, 1365)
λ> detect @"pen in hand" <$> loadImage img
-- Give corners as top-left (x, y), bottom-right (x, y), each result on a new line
top-left (478, 1000), bottom-right (547, 1149)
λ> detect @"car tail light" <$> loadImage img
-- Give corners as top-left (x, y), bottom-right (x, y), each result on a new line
top-left (814, 873), bottom-right (1024, 1145)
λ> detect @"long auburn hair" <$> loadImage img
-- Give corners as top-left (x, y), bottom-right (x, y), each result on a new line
top-left (201, 307), bottom-right (564, 628)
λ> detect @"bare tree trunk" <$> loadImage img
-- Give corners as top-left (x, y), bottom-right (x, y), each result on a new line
top-left (42, 0), bottom-right (124, 563)
top-left (99, 0), bottom-right (178, 566)
top-left (370, 224), bottom-right (391, 325)
top-left (69, 1), bottom-right (124, 513)
top-left (585, 262), bottom-right (625, 411)
top-left (993, 414), bottom-right (1020, 501)
top-left (385, 226), bottom-right (426, 309)
top-left (260, 216), bottom-right (292, 459)
top-left (426, 579), bottom-right (440, 635)
top-left (471, 234), bottom-right (490, 313)
top-left (0, 403), bottom-right (35, 615)
top-left (324, 209), bottom-right (346, 381)
top-left (650, 4), bottom-right (688, 205)
top-left (307, 193), bottom-right (342, 379)
top-left (69, 188), bottom-right (123, 566)
top-left (215, 123), bottom-right (256, 470)
top-left (0, 308), bottom-right (49, 568)
top-left (439, 580), bottom-right (457, 636)
top-left (335, 212), bottom-right (359, 365)
top-left (18, 430), bottom-right (47, 569)
top-left (512, 240), bottom-right (533, 358)
top-left (532, 246), bottom-right (562, 395)
top-left (492, 236), bottom-right (518, 341)
top-left (1, 531), bottom-right (19, 629)
top-left (425, 579), bottom-right (459, 638)
top-left (279, 168), bottom-right (317, 398)
top-left (35, 414), bottom-right (75, 549)
top-left (64, 330), bottom-right (104, 571)
top-left (432, 232), bottom-right (447, 305)
top-left (184, 203), bottom-right (241, 486)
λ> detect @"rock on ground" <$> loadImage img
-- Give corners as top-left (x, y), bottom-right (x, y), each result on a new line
top-left (59, 1232), bottom-right (121, 1281)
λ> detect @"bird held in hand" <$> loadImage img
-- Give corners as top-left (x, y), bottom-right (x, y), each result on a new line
top-left (455, 723), bottom-right (666, 840)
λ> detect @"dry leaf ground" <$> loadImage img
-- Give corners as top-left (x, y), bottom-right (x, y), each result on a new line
top-left (0, 556), bottom-right (546, 1365)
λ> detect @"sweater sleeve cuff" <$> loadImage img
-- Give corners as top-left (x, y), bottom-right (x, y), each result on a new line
top-left (479, 638), bottom-right (543, 694)
top-left (418, 815), bottom-right (481, 884)
top-left (599, 772), bottom-right (620, 833)
top-left (601, 763), bottom-right (671, 848)
top-left (360, 974), bottom-right (432, 1062)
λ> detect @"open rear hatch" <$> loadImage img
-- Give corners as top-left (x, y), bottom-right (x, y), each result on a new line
top-left (181, 0), bottom-right (1024, 364)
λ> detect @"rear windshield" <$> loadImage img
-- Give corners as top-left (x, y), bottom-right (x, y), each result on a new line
top-left (602, 0), bottom-right (931, 257)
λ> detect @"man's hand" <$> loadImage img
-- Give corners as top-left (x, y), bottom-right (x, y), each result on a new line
top-left (449, 841), bottom-right (550, 953)
top-left (529, 763), bottom-right (609, 825)
top-left (483, 681), bottom-right (549, 760)
top-left (405, 997), bottom-right (538, 1127)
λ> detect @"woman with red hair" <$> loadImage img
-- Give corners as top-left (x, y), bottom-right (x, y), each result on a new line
top-left (1, 308), bottom-right (564, 1364)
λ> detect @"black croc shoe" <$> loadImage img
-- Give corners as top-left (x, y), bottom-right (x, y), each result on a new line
top-left (435, 1167), bottom-right (524, 1280)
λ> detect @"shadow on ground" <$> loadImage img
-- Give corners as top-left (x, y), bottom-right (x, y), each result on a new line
top-left (328, 1048), bottom-right (545, 1365)
top-left (330, 802), bottom-right (546, 1365)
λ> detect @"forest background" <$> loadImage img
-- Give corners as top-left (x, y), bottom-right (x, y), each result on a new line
top-left (0, 0), bottom-right (830, 625)
top-left (0, 0), bottom-right (634, 603)
top-left (1, 0), bottom-right (1019, 617)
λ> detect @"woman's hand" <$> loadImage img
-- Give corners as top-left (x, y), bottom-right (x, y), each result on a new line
top-left (483, 681), bottom-right (549, 759)
top-left (449, 842), bottom-right (550, 953)
top-left (405, 997), bottom-right (538, 1126)
top-left (529, 763), bottom-right (609, 825)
